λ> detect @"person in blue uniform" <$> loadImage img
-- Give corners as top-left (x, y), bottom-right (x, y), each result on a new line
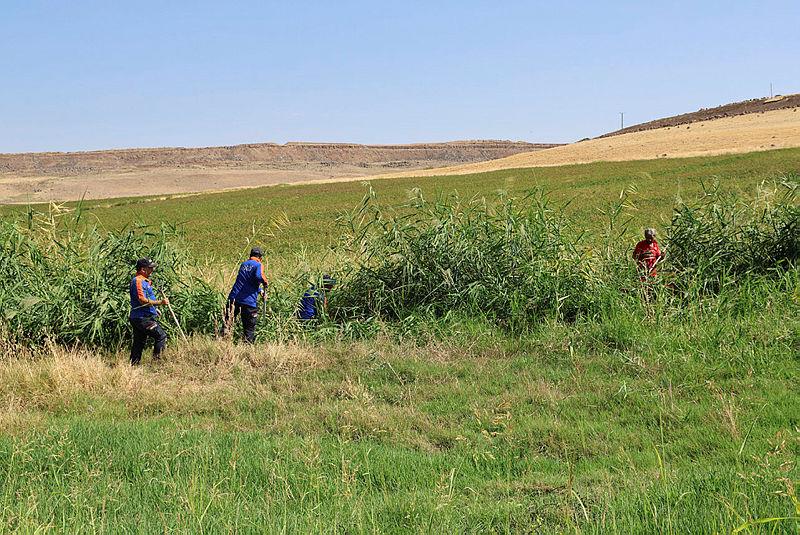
top-left (298, 275), bottom-right (336, 321)
top-left (129, 258), bottom-right (169, 365)
top-left (226, 247), bottom-right (269, 343)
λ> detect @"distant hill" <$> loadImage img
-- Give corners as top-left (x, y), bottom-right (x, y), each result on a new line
top-left (600, 93), bottom-right (800, 138)
top-left (0, 140), bottom-right (561, 203)
top-left (378, 107), bottom-right (800, 178)
top-left (0, 140), bottom-right (560, 178)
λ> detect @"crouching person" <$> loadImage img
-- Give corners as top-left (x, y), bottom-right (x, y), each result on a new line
top-left (225, 247), bottom-right (269, 343)
top-left (129, 258), bottom-right (168, 365)
top-left (298, 274), bottom-right (336, 322)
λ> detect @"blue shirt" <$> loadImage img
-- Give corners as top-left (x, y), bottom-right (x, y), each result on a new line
top-left (130, 275), bottom-right (158, 319)
top-left (228, 257), bottom-right (268, 307)
top-left (298, 286), bottom-right (325, 320)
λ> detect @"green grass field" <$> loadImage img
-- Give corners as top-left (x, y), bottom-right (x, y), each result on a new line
top-left (1, 149), bottom-right (798, 532)
top-left (2, 293), bottom-right (798, 532)
top-left (5, 148), bottom-right (799, 264)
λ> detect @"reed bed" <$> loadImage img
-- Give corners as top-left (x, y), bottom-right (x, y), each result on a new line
top-left (2, 180), bottom-right (798, 349)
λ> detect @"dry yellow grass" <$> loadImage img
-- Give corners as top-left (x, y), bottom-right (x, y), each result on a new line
top-left (0, 338), bottom-right (321, 420)
top-left (0, 335), bottom-right (483, 434)
top-left (379, 107), bottom-right (800, 178)
top-left (0, 334), bottom-right (510, 448)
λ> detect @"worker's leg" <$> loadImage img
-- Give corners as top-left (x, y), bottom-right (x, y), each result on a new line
top-left (149, 321), bottom-right (168, 359)
top-left (240, 304), bottom-right (258, 344)
top-left (129, 319), bottom-right (148, 365)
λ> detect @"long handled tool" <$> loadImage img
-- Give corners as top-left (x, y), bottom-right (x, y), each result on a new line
top-left (159, 289), bottom-right (188, 342)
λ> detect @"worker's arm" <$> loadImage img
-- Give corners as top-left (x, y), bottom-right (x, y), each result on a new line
top-left (257, 263), bottom-right (269, 294)
top-left (135, 278), bottom-right (161, 305)
top-left (148, 282), bottom-right (169, 305)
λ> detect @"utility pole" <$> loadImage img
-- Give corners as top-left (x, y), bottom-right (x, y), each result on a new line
top-left (770, 83), bottom-right (773, 97)
top-left (620, 112), bottom-right (624, 130)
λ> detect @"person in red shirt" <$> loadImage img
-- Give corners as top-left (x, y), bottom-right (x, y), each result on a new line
top-left (633, 228), bottom-right (663, 278)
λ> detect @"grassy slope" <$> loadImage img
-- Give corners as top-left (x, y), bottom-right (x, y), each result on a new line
top-left (1, 148), bottom-right (799, 532)
top-left (4, 148), bottom-right (798, 263)
top-left (1, 288), bottom-right (798, 532)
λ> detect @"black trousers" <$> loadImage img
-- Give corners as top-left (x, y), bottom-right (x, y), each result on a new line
top-left (225, 301), bottom-right (258, 344)
top-left (130, 316), bottom-right (168, 365)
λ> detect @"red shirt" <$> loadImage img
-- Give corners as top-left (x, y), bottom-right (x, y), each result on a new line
top-left (633, 239), bottom-right (662, 275)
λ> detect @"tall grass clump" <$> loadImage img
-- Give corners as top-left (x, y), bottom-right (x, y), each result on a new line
top-left (667, 178), bottom-right (798, 292)
top-left (0, 204), bottom-right (221, 349)
top-left (332, 188), bottom-right (599, 327)
top-left (1, 179), bottom-right (796, 349)
top-left (331, 181), bottom-right (799, 328)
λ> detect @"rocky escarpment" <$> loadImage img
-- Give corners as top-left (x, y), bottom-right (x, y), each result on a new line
top-left (0, 140), bottom-right (561, 177)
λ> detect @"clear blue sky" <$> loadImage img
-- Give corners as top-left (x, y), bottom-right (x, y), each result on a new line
top-left (2, 1), bottom-right (798, 153)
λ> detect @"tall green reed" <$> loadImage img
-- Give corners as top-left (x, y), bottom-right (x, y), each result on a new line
top-left (1, 179), bottom-right (795, 349)
top-left (667, 177), bottom-right (798, 294)
top-left (330, 180), bottom-right (797, 328)
top-left (0, 203), bottom-right (221, 349)
top-left (332, 188), bottom-right (600, 328)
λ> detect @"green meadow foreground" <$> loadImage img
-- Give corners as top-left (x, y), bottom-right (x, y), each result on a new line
top-left (2, 307), bottom-right (798, 533)
top-left (1, 149), bottom-right (798, 532)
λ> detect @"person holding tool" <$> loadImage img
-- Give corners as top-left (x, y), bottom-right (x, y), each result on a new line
top-left (225, 247), bottom-right (269, 343)
top-left (129, 257), bottom-right (169, 365)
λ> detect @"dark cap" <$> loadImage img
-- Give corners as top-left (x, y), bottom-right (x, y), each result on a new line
top-left (136, 258), bottom-right (157, 270)
top-left (322, 274), bottom-right (336, 287)
top-left (249, 247), bottom-right (263, 258)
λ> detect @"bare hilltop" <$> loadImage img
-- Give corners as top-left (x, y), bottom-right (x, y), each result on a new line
top-left (600, 93), bottom-right (800, 138)
top-left (2, 94), bottom-right (799, 203)
top-left (0, 141), bottom-right (558, 203)
top-left (379, 97), bottom-right (800, 179)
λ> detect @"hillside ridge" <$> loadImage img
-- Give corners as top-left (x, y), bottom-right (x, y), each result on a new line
top-left (0, 140), bottom-right (559, 178)
top-left (376, 107), bottom-right (800, 178)
top-left (0, 140), bottom-right (560, 203)
top-left (601, 93), bottom-right (800, 138)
